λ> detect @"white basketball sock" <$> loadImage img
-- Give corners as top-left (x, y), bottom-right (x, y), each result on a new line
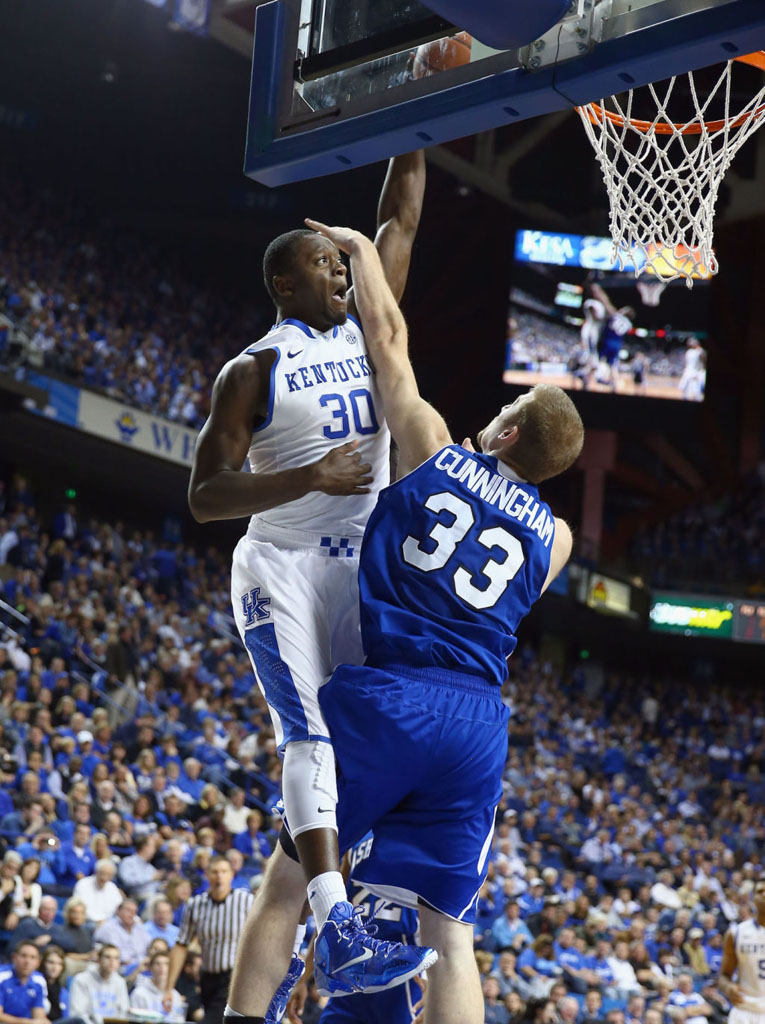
top-left (294, 922), bottom-right (307, 955)
top-left (223, 1006), bottom-right (245, 1017)
top-left (308, 870), bottom-right (347, 930)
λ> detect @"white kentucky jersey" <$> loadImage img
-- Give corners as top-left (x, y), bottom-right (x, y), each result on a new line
top-left (732, 919), bottom-right (765, 1013)
top-left (244, 315), bottom-right (390, 535)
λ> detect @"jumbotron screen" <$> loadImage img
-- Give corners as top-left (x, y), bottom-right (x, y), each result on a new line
top-left (504, 230), bottom-right (711, 402)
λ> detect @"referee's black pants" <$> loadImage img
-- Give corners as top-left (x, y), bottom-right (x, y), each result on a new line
top-left (200, 969), bottom-right (231, 1024)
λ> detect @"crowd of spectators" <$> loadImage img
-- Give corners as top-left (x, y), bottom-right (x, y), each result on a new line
top-left (627, 462), bottom-right (765, 594)
top-left (0, 170), bottom-right (268, 430)
top-left (0, 470), bottom-right (763, 1023)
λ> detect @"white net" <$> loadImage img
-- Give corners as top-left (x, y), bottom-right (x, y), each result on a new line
top-left (576, 55), bottom-right (765, 286)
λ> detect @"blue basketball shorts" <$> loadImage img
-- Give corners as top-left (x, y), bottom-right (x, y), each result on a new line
top-left (231, 519), bottom-right (364, 754)
top-left (319, 978), bottom-right (420, 1024)
top-left (319, 663), bottom-right (509, 923)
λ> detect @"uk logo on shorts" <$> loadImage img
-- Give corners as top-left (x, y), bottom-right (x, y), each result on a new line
top-left (241, 587), bottom-right (271, 626)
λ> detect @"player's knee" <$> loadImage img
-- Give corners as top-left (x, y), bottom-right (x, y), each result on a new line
top-left (418, 907), bottom-right (474, 961)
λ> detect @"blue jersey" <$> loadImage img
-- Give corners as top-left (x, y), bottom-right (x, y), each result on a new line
top-left (358, 446), bottom-right (555, 685)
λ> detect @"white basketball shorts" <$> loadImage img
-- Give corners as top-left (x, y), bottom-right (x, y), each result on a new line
top-left (730, 1008), bottom-right (765, 1024)
top-left (231, 518), bottom-right (364, 753)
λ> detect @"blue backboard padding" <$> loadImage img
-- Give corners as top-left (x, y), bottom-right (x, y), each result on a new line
top-left (424, 0), bottom-right (570, 51)
top-left (244, 0), bottom-right (765, 187)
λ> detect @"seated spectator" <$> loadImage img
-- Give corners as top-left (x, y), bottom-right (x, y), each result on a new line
top-left (525, 996), bottom-right (557, 1024)
top-left (72, 858), bottom-right (122, 926)
top-left (174, 950), bottom-right (204, 1023)
top-left (485, 975), bottom-right (511, 1024)
top-left (626, 994), bottom-right (646, 1024)
top-left (130, 949), bottom-right (185, 1021)
top-left (11, 858), bottom-right (42, 921)
top-left (118, 834), bottom-right (162, 900)
top-left (222, 787), bottom-right (249, 835)
top-left (506, 990), bottom-right (525, 1024)
top-left (608, 939), bottom-right (642, 997)
top-left (40, 944), bottom-right (85, 1023)
top-left (558, 994), bottom-right (581, 1024)
top-left (14, 828), bottom-right (61, 891)
top-left (157, 794), bottom-right (192, 837)
top-left (69, 944), bottom-right (129, 1024)
top-left (56, 823), bottom-right (96, 889)
top-left (666, 972), bottom-right (714, 1024)
top-left (130, 794), bottom-right (159, 839)
top-left (166, 876), bottom-right (192, 927)
top-left (93, 899), bottom-right (150, 973)
top-left (683, 927), bottom-right (711, 977)
top-left (582, 987), bottom-right (605, 1024)
top-left (51, 898), bottom-right (96, 976)
top-left (518, 935), bottom-right (561, 995)
top-left (187, 783), bottom-right (223, 827)
top-left (144, 897), bottom-right (179, 947)
top-left (492, 950), bottom-right (532, 1000)
top-left (225, 849), bottom-right (251, 891)
top-left (0, 941), bottom-right (47, 1022)
top-left (555, 925), bottom-right (600, 993)
top-left (8, 893), bottom-right (59, 949)
top-left (90, 780), bottom-right (117, 831)
top-left (492, 899), bottom-right (534, 952)
top-left (232, 810), bottom-right (271, 865)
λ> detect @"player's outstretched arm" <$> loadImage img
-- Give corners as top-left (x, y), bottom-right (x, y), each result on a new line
top-left (718, 929), bottom-right (743, 1006)
top-left (307, 219), bottom-right (451, 478)
top-left (374, 151), bottom-right (426, 302)
top-left (188, 355), bottom-right (373, 523)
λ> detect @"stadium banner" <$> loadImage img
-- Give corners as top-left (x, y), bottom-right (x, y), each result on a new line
top-left (77, 391), bottom-right (197, 467)
top-left (173, 0), bottom-right (210, 35)
top-left (24, 371), bottom-right (81, 428)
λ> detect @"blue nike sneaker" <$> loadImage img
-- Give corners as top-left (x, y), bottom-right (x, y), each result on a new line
top-left (264, 953), bottom-right (305, 1024)
top-left (314, 901), bottom-right (437, 998)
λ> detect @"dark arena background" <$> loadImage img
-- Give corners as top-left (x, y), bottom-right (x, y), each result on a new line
top-left (1, 1), bottom-right (765, 1023)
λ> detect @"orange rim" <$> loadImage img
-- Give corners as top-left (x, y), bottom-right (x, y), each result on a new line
top-left (577, 51), bottom-right (765, 135)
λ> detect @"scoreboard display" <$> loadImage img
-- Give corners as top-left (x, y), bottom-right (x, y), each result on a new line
top-left (650, 592), bottom-right (765, 645)
top-left (734, 602), bottom-right (765, 645)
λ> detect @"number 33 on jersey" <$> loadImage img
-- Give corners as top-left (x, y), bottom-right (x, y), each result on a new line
top-left (358, 445), bottom-right (556, 686)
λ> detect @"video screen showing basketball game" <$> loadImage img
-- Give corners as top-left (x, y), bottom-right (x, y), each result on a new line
top-left (504, 230), bottom-right (711, 402)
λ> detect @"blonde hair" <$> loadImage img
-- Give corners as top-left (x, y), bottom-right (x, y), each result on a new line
top-left (502, 384), bottom-right (584, 483)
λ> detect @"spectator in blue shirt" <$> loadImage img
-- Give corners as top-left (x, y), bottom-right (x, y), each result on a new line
top-left (0, 941), bottom-right (47, 1021)
top-left (56, 823), bottom-right (96, 889)
top-left (518, 935), bottom-right (562, 987)
top-left (519, 879), bottom-right (546, 917)
top-left (492, 900), bottom-right (534, 952)
top-left (585, 938), bottom-right (617, 990)
top-left (144, 897), bottom-right (179, 947)
top-left (232, 811), bottom-right (272, 865)
top-left (555, 925), bottom-right (601, 993)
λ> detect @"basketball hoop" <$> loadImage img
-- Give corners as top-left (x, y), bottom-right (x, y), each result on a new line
top-left (576, 52), bottom-right (765, 286)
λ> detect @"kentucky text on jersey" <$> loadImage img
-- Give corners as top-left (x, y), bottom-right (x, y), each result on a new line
top-left (434, 448), bottom-right (554, 547)
top-left (285, 355), bottom-right (373, 392)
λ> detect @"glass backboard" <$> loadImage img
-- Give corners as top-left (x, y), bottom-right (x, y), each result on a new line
top-left (244, 0), bottom-right (765, 186)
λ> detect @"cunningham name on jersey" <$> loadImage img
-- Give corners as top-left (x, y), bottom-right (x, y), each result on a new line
top-left (244, 316), bottom-right (390, 536)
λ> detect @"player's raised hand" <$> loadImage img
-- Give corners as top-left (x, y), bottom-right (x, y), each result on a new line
top-left (304, 218), bottom-right (370, 256)
top-left (310, 440), bottom-right (373, 495)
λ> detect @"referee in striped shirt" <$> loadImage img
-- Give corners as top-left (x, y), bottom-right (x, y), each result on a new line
top-left (163, 856), bottom-right (253, 1024)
